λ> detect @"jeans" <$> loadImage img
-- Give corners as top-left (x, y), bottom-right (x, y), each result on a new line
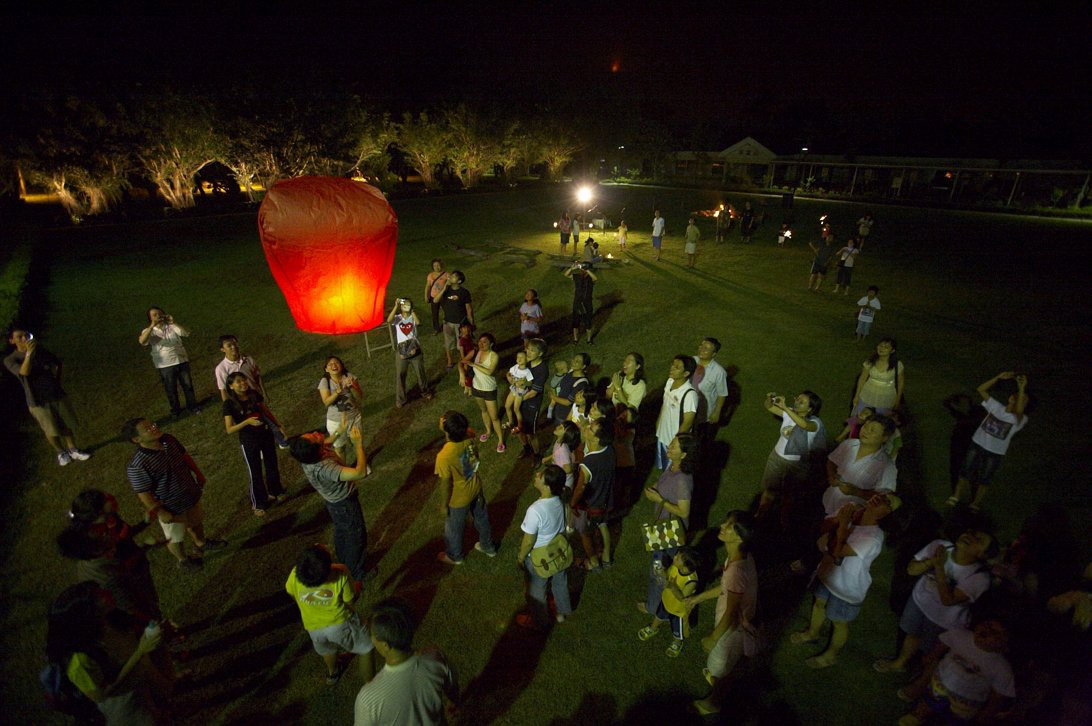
top-left (325, 494), bottom-right (368, 582)
top-left (525, 556), bottom-right (572, 627)
top-left (239, 430), bottom-right (283, 509)
top-left (157, 361), bottom-right (197, 413)
top-left (444, 493), bottom-right (494, 561)
top-left (395, 353), bottom-right (429, 406)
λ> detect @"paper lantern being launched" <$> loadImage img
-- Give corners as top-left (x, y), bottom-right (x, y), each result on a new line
top-left (258, 177), bottom-right (398, 334)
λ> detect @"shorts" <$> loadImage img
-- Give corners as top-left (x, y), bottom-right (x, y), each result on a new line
top-left (652, 235), bottom-right (662, 249)
top-left (472, 386), bottom-right (497, 401)
top-left (307, 613), bottom-right (374, 656)
top-left (898, 596), bottom-right (946, 654)
top-left (759, 450), bottom-right (805, 493)
top-left (572, 506), bottom-right (608, 533)
top-left (836, 265), bottom-right (853, 286)
top-left (856, 319), bottom-right (873, 337)
top-left (442, 321), bottom-right (462, 351)
top-left (810, 261), bottom-right (829, 275)
top-left (684, 242), bottom-right (697, 255)
top-left (159, 502), bottom-right (203, 544)
top-left (28, 398), bottom-right (78, 438)
top-left (959, 443), bottom-right (1004, 485)
top-left (814, 581), bottom-right (862, 623)
top-left (706, 629), bottom-right (746, 678)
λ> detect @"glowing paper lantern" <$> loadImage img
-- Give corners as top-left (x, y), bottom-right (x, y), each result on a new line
top-left (258, 177), bottom-right (398, 334)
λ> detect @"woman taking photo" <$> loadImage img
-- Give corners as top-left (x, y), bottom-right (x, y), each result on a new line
top-left (388, 298), bottom-right (433, 408)
top-left (318, 356), bottom-right (362, 464)
top-left (223, 372), bottom-right (285, 516)
top-left (852, 337), bottom-right (905, 415)
top-left (138, 306), bottom-right (200, 417)
top-left (467, 332), bottom-right (505, 453)
top-left (608, 352), bottom-right (647, 508)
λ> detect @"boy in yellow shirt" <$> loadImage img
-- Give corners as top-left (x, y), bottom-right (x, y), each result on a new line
top-left (285, 545), bottom-right (375, 685)
top-left (637, 548), bottom-right (701, 657)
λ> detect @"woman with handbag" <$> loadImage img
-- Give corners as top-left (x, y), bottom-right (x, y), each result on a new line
top-left (388, 298), bottom-right (433, 408)
top-left (515, 465), bottom-right (573, 630)
top-left (638, 433), bottom-right (698, 615)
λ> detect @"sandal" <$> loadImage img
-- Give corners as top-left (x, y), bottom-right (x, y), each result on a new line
top-left (479, 433), bottom-right (490, 443)
top-left (944, 496), bottom-right (960, 507)
top-left (666, 640), bottom-right (684, 658)
top-left (637, 626), bottom-right (657, 641)
top-left (252, 508), bottom-right (267, 517)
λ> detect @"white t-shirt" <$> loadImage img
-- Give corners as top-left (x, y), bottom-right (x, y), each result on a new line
top-left (519, 302), bottom-right (543, 335)
top-left (971, 397), bottom-right (1027, 455)
top-left (823, 439), bottom-right (898, 514)
top-left (471, 350), bottom-right (498, 392)
top-left (911, 539), bottom-right (992, 630)
top-left (821, 524), bottom-right (884, 605)
top-left (839, 246), bottom-right (860, 268)
top-left (652, 216), bottom-right (665, 236)
top-left (692, 356), bottom-right (729, 420)
top-left (521, 496), bottom-right (566, 548)
top-left (856, 296), bottom-right (881, 322)
top-left (392, 313), bottom-right (418, 344)
top-left (507, 365), bottom-right (534, 394)
top-left (145, 324), bottom-right (189, 368)
top-left (772, 411), bottom-right (821, 462)
top-left (936, 628), bottom-right (1016, 703)
top-left (353, 650), bottom-right (456, 726)
top-left (656, 380), bottom-right (698, 445)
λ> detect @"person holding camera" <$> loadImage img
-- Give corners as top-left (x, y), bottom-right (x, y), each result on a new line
top-left (138, 306), bottom-right (202, 417)
top-left (388, 298), bottom-right (433, 409)
top-left (564, 261), bottom-right (598, 344)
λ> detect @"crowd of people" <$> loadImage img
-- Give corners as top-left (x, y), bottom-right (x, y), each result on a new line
top-left (6, 202), bottom-right (1088, 725)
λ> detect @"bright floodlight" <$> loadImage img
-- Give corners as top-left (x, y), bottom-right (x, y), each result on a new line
top-left (576, 186), bottom-right (593, 205)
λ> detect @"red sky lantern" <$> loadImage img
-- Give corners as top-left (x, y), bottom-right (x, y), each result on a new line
top-left (258, 177), bottom-right (398, 334)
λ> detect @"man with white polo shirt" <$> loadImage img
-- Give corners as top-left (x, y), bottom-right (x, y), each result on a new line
top-left (214, 334), bottom-right (265, 400)
top-left (354, 598), bottom-right (458, 726)
top-left (692, 337), bottom-right (729, 431)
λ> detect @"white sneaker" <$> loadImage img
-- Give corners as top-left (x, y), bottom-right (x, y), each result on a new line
top-left (57, 450), bottom-right (72, 466)
top-left (68, 449), bottom-right (90, 461)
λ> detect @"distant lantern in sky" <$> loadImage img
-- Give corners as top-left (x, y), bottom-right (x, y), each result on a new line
top-left (257, 176), bottom-right (398, 334)
top-left (610, 59), bottom-right (621, 73)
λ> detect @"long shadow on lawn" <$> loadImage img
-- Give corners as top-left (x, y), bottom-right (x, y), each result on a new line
top-left (367, 435), bottom-right (447, 565)
top-left (457, 615), bottom-right (552, 724)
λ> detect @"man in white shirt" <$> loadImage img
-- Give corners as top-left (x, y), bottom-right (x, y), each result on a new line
top-left (654, 355), bottom-right (698, 470)
top-left (791, 492), bottom-right (900, 669)
top-left (951, 372), bottom-right (1028, 510)
top-left (651, 210), bottom-right (666, 261)
top-left (692, 337), bottom-right (729, 430)
top-left (214, 334), bottom-right (265, 400)
top-left (139, 307), bottom-right (202, 416)
top-left (354, 599), bottom-right (458, 726)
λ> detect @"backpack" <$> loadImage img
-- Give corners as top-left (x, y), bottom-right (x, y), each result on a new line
top-left (40, 661), bottom-right (103, 723)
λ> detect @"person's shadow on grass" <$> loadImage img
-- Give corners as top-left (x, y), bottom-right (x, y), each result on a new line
top-left (456, 614), bottom-right (553, 724)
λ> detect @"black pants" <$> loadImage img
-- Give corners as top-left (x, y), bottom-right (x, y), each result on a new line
top-left (429, 301), bottom-right (442, 333)
top-left (240, 430), bottom-right (283, 509)
top-left (157, 361), bottom-right (197, 414)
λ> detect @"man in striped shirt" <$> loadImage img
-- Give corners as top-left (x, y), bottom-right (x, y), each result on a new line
top-left (354, 599), bottom-right (458, 726)
top-left (123, 418), bottom-right (226, 571)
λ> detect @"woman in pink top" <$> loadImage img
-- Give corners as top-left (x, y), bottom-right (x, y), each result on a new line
top-left (683, 510), bottom-right (759, 716)
top-left (424, 258), bottom-right (449, 335)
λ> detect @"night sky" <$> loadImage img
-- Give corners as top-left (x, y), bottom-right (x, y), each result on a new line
top-left (4, 8), bottom-right (1090, 159)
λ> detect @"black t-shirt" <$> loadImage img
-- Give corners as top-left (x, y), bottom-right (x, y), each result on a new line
top-left (580, 447), bottom-right (616, 511)
top-left (439, 286), bottom-right (471, 324)
top-left (552, 372), bottom-right (589, 422)
top-left (222, 394), bottom-right (269, 445)
top-left (572, 273), bottom-right (593, 312)
top-left (521, 360), bottom-right (548, 411)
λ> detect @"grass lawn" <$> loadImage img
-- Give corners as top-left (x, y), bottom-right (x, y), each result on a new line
top-left (3, 185), bottom-right (1090, 725)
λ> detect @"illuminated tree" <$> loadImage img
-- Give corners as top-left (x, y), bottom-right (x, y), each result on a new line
top-left (444, 104), bottom-right (497, 189)
top-left (498, 121), bottom-right (542, 181)
top-left (396, 112), bottom-right (449, 189)
top-left (137, 94), bottom-right (221, 209)
top-left (540, 126), bottom-right (581, 181)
